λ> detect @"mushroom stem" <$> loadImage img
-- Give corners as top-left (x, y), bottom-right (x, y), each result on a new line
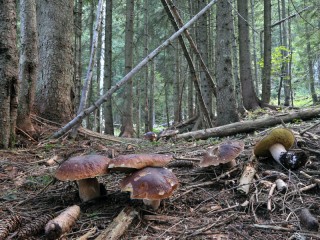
top-left (77, 178), bottom-right (101, 202)
top-left (269, 143), bottom-right (287, 163)
top-left (143, 199), bottom-right (161, 210)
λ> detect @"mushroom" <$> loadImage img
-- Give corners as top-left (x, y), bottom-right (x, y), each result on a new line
top-left (254, 128), bottom-right (307, 169)
top-left (120, 167), bottom-right (179, 210)
top-left (108, 153), bottom-right (173, 172)
top-left (55, 154), bottom-right (110, 202)
top-left (200, 140), bottom-right (244, 168)
top-left (143, 132), bottom-right (157, 142)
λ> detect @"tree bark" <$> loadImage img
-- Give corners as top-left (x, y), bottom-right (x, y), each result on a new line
top-left (237, 0), bottom-right (261, 110)
top-left (17, 0), bottom-right (38, 135)
top-left (104, 0), bottom-right (114, 135)
top-left (215, 0), bottom-right (239, 126)
top-left (0, 0), bottom-right (19, 148)
top-left (120, 0), bottom-right (135, 137)
top-left (35, 0), bottom-right (74, 123)
top-left (261, 0), bottom-right (272, 103)
top-left (177, 107), bottom-right (320, 140)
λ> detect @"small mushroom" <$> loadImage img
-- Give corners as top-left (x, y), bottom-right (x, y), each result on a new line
top-left (200, 140), bottom-right (244, 168)
top-left (120, 167), bottom-right (179, 210)
top-left (55, 155), bottom-right (110, 202)
top-left (254, 128), bottom-right (307, 169)
top-left (143, 132), bottom-right (157, 142)
top-left (108, 153), bottom-right (173, 172)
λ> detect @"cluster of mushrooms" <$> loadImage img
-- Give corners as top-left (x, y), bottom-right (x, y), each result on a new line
top-left (55, 153), bottom-right (178, 210)
top-left (54, 127), bottom-right (307, 209)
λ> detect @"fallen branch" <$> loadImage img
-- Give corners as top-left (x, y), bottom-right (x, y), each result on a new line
top-left (45, 205), bottom-right (80, 240)
top-left (237, 163), bottom-right (256, 194)
top-left (267, 183), bottom-right (277, 211)
top-left (95, 207), bottom-right (137, 240)
top-left (177, 108), bottom-right (320, 140)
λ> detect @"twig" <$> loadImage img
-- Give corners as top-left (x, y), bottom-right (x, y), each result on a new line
top-left (300, 121), bottom-right (320, 135)
top-left (300, 171), bottom-right (320, 185)
top-left (267, 183), bottom-right (277, 211)
top-left (186, 167), bottom-right (239, 189)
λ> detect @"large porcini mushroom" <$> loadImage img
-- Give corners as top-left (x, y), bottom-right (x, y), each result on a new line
top-left (254, 128), bottom-right (306, 169)
top-left (144, 132), bottom-right (157, 142)
top-left (200, 140), bottom-right (244, 168)
top-left (120, 167), bottom-right (179, 210)
top-left (108, 153), bottom-right (173, 172)
top-left (55, 155), bottom-right (110, 202)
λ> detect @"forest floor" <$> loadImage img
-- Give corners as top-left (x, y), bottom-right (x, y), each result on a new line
top-left (0, 111), bottom-right (320, 240)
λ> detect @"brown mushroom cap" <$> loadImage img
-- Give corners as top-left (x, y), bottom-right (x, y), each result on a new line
top-left (120, 167), bottom-right (179, 200)
top-left (200, 140), bottom-right (244, 167)
top-left (55, 155), bottom-right (111, 181)
top-left (108, 154), bottom-right (173, 172)
top-left (254, 128), bottom-right (295, 157)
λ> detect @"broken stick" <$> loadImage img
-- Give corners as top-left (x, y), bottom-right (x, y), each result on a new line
top-left (237, 163), bottom-right (256, 194)
top-left (95, 207), bottom-right (137, 240)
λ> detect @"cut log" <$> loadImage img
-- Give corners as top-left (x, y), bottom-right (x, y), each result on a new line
top-left (176, 108), bottom-right (320, 140)
top-left (95, 207), bottom-right (137, 240)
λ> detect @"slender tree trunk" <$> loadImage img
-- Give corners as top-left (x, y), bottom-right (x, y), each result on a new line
top-left (104, 0), bottom-right (114, 135)
top-left (120, 0), bottom-right (135, 137)
top-left (148, 60), bottom-right (155, 130)
top-left (17, 0), bottom-right (38, 135)
top-left (215, 0), bottom-right (239, 126)
top-left (36, 0), bottom-right (74, 123)
top-left (96, 8), bottom-right (103, 133)
top-left (143, 0), bottom-right (149, 133)
top-left (306, 20), bottom-right (317, 104)
top-left (197, 0), bottom-right (212, 117)
top-left (281, 0), bottom-right (290, 106)
top-left (237, 0), bottom-right (260, 110)
top-left (261, 0), bottom-right (272, 103)
top-left (250, 0), bottom-right (259, 94)
top-left (0, 0), bottom-right (19, 148)
top-left (173, 42), bottom-right (181, 124)
top-left (87, 0), bottom-right (96, 129)
top-left (74, 0), bottom-right (82, 112)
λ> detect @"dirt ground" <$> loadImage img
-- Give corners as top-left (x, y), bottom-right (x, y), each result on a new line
top-left (0, 115), bottom-right (320, 240)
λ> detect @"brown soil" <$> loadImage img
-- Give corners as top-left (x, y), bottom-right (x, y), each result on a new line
top-left (1, 117), bottom-right (320, 239)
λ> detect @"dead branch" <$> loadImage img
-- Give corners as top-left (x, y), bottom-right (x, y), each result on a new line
top-left (177, 108), bottom-right (320, 140)
top-left (237, 163), bottom-right (256, 194)
top-left (45, 205), bottom-right (80, 240)
top-left (95, 207), bottom-right (137, 240)
top-left (267, 183), bottom-right (277, 211)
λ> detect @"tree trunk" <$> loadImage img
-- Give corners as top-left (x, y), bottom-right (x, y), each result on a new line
top-left (74, 0), bottom-right (82, 113)
top-left (36, 0), bottom-right (74, 123)
top-left (120, 0), bottom-right (135, 137)
top-left (143, 0), bottom-right (150, 133)
top-left (281, 0), bottom-right (291, 106)
top-left (197, 0), bottom-right (212, 117)
top-left (237, 0), bottom-right (261, 110)
top-left (0, 0), bottom-right (19, 148)
top-left (104, 0), bottom-right (114, 135)
top-left (148, 60), bottom-right (155, 130)
top-left (215, 0), bottom-right (239, 126)
top-left (173, 42), bottom-right (182, 124)
top-left (261, 0), bottom-right (272, 103)
top-left (17, 0), bottom-right (38, 135)
top-left (250, 0), bottom-right (259, 94)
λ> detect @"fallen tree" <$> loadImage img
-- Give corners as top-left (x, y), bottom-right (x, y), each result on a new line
top-left (176, 107), bottom-right (320, 140)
